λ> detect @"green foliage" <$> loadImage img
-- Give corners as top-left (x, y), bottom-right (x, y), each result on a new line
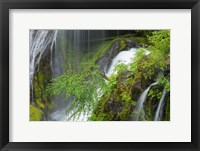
top-left (148, 30), bottom-right (170, 55)
top-left (130, 48), bottom-right (147, 74)
top-left (120, 91), bottom-right (131, 103)
top-left (30, 104), bottom-right (43, 121)
top-left (128, 30), bottom-right (170, 80)
top-left (107, 74), bottom-right (117, 90)
top-left (148, 89), bottom-right (162, 100)
top-left (46, 61), bottom-right (107, 118)
top-left (114, 62), bottom-right (129, 74)
top-left (91, 30), bottom-right (170, 121)
top-left (156, 73), bottom-right (170, 92)
top-left (44, 30), bottom-right (170, 121)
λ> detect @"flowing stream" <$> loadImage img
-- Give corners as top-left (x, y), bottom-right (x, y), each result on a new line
top-left (132, 82), bottom-right (157, 121)
top-left (154, 89), bottom-right (167, 121)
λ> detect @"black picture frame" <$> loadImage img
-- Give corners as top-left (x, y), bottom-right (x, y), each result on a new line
top-left (0, 0), bottom-right (199, 151)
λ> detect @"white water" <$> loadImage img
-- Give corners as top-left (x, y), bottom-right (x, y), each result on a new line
top-left (30, 30), bottom-right (57, 81)
top-left (54, 47), bottom-right (139, 121)
top-left (50, 105), bottom-right (89, 121)
top-left (132, 82), bottom-right (157, 121)
top-left (30, 30), bottom-right (154, 121)
top-left (106, 48), bottom-right (137, 76)
top-left (30, 30), bottom-right (140, 121)
top-left (30, 30), bottom-right (57, 89)
top-left (57, 48), bottom-right (138, 121)
top-left (154, 89), bottom-right (167, 121)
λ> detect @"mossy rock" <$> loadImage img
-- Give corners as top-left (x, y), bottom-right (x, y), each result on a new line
top-left (90, 71), bottom-right (141, 121)
top-left (30, 104), bottom-right (43, 121)
top-left (31, 49), bottom-right (54, 120)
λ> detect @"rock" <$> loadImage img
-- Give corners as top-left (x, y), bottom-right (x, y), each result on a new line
top-left (97, 40), bottom-right (121, 73)
top-left (125, 39), bottom-right (141, 49)
top-left (131, 82), bottom-right (142, 100)
top-left (97, 39), bottom-right (140, 74)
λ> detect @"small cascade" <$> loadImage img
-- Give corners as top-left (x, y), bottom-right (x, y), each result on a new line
top-left (132, 82), bottom-right (157, 121)
top-left (154, 89), bottom-right (167, 121)
top-left (106, 48), bottom-right (137, 76)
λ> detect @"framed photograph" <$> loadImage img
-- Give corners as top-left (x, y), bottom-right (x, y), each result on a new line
top-left (0, 0), bottom-right (199, 150)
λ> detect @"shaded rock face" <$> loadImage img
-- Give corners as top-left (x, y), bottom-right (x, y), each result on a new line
top-left (164, 65), bottom-right (170, 76)
top-left (97, 40), bottom-right (121, 74)
top-left (106, 97), bottom-right (123, 113)
top-left (131, 82), bottom-right (142, 101)
top-left (125, 39), bottom-right (141, 49)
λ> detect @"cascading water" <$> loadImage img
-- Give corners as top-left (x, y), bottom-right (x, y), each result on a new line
top-left (30, 30), bottom-right (138, 121)
top-left (49, 30), bottom-right (116, 121)
top-left (106, 48), bottom-right (137, 76)
top-left (154, 89), bottom-right (167, 121)
top-left (132, 82), bottom-right (157, 121)
top-left (30, 30), bottom-right (57, 102)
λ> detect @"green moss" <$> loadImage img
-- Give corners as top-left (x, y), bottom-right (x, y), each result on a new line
top-left (90, 72), bottom-right (136, 121)
top-left (45, 31), bottom-right (170, 121)
top-left (30, 104), bottom-right (43, 121)
top-left (83, 40), bottom-right (114, 64)
top-left (133, 37), bottom-right (148, 46)
top-left (132, 101), bottom-right (137, 107)
top-left (119, 40), bottom-right (126, 51)
top-left (36, 98), bottom-right (45, 109)
top-left (34, 82), bottom-right (42, 98)
top-left (32, 56), bottom-right (55, 118)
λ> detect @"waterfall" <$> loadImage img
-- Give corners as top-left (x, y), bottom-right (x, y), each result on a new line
top-left (106, 48), bottom-right (137, 76)
top-left (30, 30), bottom-right (57, 82)
top-left (29, 30), bottom-right (57, 102)
top-left (49, 30), bottom-right (110, 121)
top-left (30, 30), bottom-right (138, 121)
top-left (154, 89), bottom-right (167, 121)
top-left (132, 82), bottom-right (157, 121)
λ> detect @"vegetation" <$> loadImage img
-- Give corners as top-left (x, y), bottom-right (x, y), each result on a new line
top-left (30, 30), bottom-right (170, 121)
top-left (30, 104), bottom-right (43, 121)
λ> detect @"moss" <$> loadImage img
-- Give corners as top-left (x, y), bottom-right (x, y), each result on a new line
top-left (36, 98), bottom-right (45, 109)
top-left (90, 72), bottom-right (137, 121)
top-left (84, 40), bottom-right (114, 63)
top-left (30, 104), bottom-right (43, 121)
top-left (133, 37), bottom-right (148, 45)
top-left (119, 40), bottom-right (126, 51)
top-left (90, 58), bottom-right (169, 121)
top-left (32, 54), bottom-right (54, 119)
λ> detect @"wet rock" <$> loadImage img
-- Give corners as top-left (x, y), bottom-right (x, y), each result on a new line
top-left (97, 39), bottom-right (140, 74)
top-left (125, 39), bottom-right (141, 49)
top-left (131, 82), bottom-right (142, 100)
top-left (97, 40), bottom-right (121, 73)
